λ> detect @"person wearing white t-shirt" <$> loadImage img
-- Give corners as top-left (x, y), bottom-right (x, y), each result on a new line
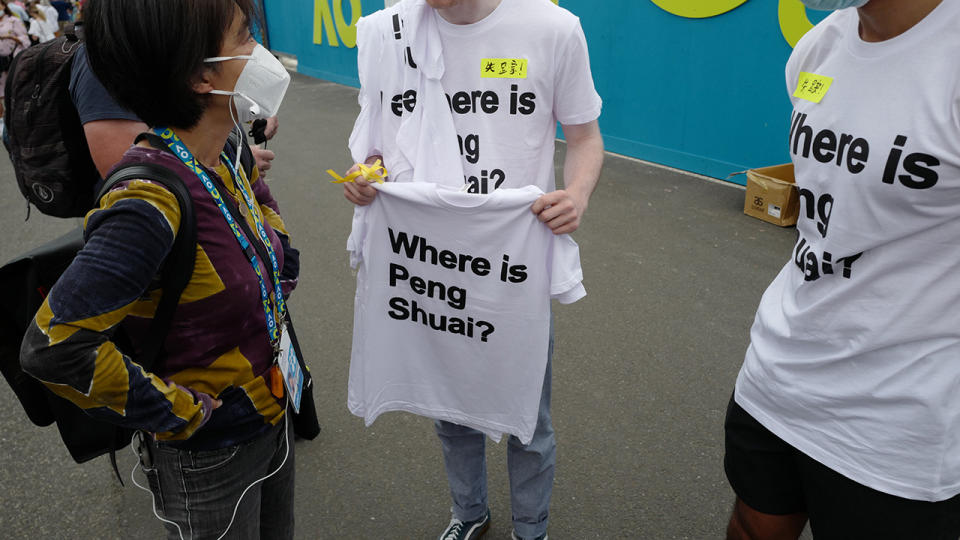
top-left (341, 1), bottom-right (603, 539)
top-left (724, 0), bottom-right (960, 538)
top-left (346, 183), bottom-right (588, 445)
top-left (26, 2), bottom-right (55, 43)
top-left (39, 0), bottom-right (58, 30)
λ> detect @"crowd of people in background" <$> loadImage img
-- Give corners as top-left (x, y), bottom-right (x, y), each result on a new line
top-left (2, 0), bottom-right (74, 46)
top-left (0, 0), bottom-right (79, 121)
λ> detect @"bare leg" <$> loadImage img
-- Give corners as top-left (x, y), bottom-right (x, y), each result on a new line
top-left (726, 498), bottom-right (807, 540)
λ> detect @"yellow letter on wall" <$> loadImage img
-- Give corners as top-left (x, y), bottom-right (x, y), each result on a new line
top-left (334, 0), bottom-right (362, 48)
top-left (649, 0), bottom-right (747, 19)
top-left (779, 0), bottom-right (815, 47)
top-left (314, 0), bottom-right (339, 47)
top-left (314, 0), bottom-right (362, 48)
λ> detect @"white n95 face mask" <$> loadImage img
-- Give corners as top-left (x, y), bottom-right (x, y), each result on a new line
top-left (799, 0), bottom-right (868, 10)
top-left (205, 43), bottom-right (291, 124)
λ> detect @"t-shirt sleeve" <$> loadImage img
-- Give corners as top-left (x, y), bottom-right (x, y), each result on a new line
top-left (785, 36), bottom-right (804, 102)
top-left (784, 10), bottom-right (839, 103)
top-left (347, 205), bottom-right (370, 269)
top-left (549, 234), bottom-right (586, 304)
top-left (348, 13), bottom-right (386, 163)
top-left (69, 44), bottom-right (142, 125)
top-left (553, 19), bottom-right (602, 126)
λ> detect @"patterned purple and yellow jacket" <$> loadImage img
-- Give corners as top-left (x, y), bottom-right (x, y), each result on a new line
top-left (21, 145), bottom-right (299, 450)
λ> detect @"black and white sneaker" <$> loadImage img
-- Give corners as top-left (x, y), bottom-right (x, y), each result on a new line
top-left (511, 531), bottom-right (548, 540)
top-left (438, 509), bottom-right (491, 540)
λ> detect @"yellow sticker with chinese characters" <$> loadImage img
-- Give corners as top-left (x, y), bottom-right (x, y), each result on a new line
top-left (481, 58), bottom-right (528, 79)
top-left (793, 72), bottom-right (834, 103)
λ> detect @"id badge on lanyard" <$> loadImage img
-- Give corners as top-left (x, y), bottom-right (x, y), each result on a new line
top-left (276, 324), bottom-right (303, 413)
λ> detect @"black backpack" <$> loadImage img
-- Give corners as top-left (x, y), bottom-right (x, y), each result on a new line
top-left (3, 27), bottom-right (99, 218)
top-left (0, 161), bottom-right (197, 480)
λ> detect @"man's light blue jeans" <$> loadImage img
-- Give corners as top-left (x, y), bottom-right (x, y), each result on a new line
top-left (434, 331), bottom-right (556, 540)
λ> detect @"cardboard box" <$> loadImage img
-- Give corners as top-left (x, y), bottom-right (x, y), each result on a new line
top-left (743, 163), bottom-right (799, 227)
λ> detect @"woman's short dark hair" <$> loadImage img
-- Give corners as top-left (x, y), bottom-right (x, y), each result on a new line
top-left (83, 0), bottom-right (259, 129)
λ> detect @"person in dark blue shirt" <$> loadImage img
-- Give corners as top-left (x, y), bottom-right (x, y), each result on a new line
top-left (50, 1), bottom-right (72, 22)
top-left (71, 41), bottom-right (279, 179)
top-left (69, 43), bottom-right (146, 178)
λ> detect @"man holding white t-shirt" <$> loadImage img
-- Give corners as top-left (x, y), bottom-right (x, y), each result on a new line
top-left (342, 1), bottom-right (603, 538)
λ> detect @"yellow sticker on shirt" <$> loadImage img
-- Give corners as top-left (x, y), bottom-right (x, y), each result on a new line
top-left (793, 72), bottom-right (834, 103)
top-left (481, 58), bottom-right (528, 79)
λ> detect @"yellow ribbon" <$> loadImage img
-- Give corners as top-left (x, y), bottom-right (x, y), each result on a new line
top-left (327, 160), bottom-right (388, 184)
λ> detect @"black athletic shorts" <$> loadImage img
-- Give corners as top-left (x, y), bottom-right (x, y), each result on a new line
top-left (724, 395), bottom-right (960, 540)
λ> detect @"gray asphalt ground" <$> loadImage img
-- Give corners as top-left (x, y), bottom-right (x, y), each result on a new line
top-left (0, 72), bottom-right (802, 539)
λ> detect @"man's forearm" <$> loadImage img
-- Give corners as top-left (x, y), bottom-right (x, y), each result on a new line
top-left (562, 121), bottom-right (604, 213)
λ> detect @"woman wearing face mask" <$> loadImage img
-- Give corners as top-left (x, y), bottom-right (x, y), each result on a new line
top-left (724, 0), bottom-right (960, 538)
top-left (19, 1), bottom-right (298, 538)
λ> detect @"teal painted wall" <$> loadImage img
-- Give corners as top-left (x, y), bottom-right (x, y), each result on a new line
top-left (263, 1), bottom-right (830, 184)
top-left (264, 0), bottom-right (377, 87)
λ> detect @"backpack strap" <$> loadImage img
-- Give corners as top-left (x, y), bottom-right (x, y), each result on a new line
top-left (95, 163), bottom-right (197, 371)
top-left (88, 162), bottom-right (196, 483)
top-left (133, 132), bottom-right (172, 154)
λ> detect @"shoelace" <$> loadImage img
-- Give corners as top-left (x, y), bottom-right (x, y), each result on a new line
top-left (442, 518), bottom-right (465, 540)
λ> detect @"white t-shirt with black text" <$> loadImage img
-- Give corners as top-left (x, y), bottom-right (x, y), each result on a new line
top-left (347, 182), bottom-right (586, 443)
top-left (350, 0), bottom-right (602, 192)
top-left (735, 1), bottom-right (960, 502)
